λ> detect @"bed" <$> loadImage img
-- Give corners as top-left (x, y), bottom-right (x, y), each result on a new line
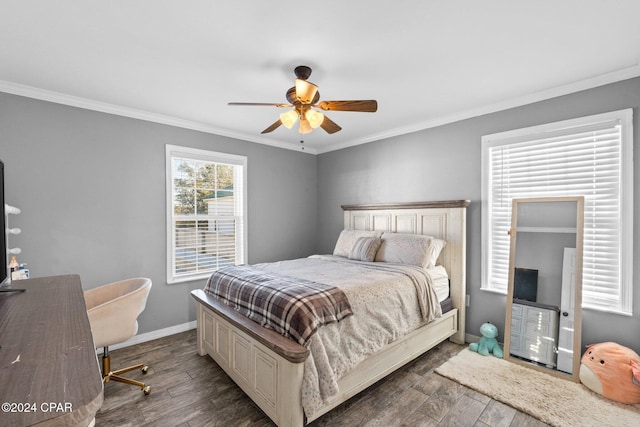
top-left (191, 200), bottom-right (469, 426)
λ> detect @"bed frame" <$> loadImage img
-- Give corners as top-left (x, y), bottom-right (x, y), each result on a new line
top-left (191, 200), bottom-right (469, 426)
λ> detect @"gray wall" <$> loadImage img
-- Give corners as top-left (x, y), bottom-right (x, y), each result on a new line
top-left (317, 77), bottom-right (640, 353)
top-left (2, 77), bottom-right (639, 353)
top-left (0, 92), bottom-right (317, 334)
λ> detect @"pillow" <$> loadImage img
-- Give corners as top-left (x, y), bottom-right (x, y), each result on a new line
top-left (427, 238), bottom-right (447, 269)
top-left (333, 229), bottom-right (383, 258)
top-left (348, 237), bottom-right (382, 262)
top-left (375, 233), bottom-right (446, 268)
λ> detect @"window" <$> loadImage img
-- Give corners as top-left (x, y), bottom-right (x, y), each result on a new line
top-left (166, 145), bottom-right (247, 283)
top-left (481, 109), bottom-right (633, 315)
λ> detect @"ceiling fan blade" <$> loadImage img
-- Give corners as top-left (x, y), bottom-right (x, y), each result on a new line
top-left (228, 102), bottom-right (291, 108)
top-left (316, 100), bottom-right (378, 112)
top-left (320, 115), bottom-right (342, 134)
top-left (261, 119), bottom-right (283, 134)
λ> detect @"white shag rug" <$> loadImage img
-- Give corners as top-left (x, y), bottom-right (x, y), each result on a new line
top-left (435, 348), bottom-right (640, 427)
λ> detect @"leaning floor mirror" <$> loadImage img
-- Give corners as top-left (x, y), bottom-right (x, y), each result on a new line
top-left (503, 196), bottom-right (584, 382)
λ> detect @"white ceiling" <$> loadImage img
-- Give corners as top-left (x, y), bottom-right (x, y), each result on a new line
top-left (1, 1), bottom-right (639, 154)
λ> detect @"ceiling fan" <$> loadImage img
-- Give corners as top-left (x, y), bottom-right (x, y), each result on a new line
top-left (228, 65), bottom-right (378, 135)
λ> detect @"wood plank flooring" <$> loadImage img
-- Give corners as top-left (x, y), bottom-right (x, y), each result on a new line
top-left (95, 330), bottom-right (549, 427)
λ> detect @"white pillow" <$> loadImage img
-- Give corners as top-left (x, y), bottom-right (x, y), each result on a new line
top-left (427, 238), bottom-right (447, 268)
top-left (375, 233), bottom-right (446, 268)
top-left (333, 230), bottom-right (383, 258)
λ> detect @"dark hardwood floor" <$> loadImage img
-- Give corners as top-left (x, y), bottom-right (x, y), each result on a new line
top-left (95, 330), bottom-right (548, 427)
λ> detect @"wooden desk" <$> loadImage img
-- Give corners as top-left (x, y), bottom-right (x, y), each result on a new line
top-left (0, 275), bottom-right (103, 427)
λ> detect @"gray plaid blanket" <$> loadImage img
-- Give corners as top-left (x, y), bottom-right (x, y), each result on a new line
top-left (204, 265), bottom-right (353, 346)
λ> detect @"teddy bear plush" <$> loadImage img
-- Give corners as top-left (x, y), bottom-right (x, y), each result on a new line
top-left (469, 322), bottom-right (503, 358)
top-left (579, 342), bottom-right (640, 404)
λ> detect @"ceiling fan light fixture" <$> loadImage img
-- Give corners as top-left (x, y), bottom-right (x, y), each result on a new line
top-left (305, 109), bottom-right (324, 128)
top-left (295, 78), bottom-right (318, 104)
top-left (279, 109), bottom-right (299, 129)
top-left (229, 65), bottom-right (378, 136)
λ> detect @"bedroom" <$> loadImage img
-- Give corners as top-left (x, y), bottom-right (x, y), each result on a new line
top-left (1, 1), bottom-right (640, 426)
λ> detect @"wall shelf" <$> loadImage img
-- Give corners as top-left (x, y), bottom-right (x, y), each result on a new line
top-left (517, 226), bottom-right (577, 234)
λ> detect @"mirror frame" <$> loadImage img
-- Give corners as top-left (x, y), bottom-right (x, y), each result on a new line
top-left (503, 196), bottom-right (584, 382)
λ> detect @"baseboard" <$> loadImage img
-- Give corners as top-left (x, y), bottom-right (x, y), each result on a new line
top-left (465, 333), bottom-right (480, 344)
top-left (466, 333), bottom-right (507, 348)
top-left (107, 321), bottom-right (197, 351)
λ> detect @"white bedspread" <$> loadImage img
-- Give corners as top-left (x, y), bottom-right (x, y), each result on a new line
top-left (254, 255), bottom-right (443, 419)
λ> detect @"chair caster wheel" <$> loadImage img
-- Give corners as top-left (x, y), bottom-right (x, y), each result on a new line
top-left (143, 386), bottom-right (151, 395)
top-left (141, 366), bottom-right (148, 374)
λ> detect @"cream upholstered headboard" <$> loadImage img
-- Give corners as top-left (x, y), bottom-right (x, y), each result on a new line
top-left (342, 200), bottom-right (469, 343)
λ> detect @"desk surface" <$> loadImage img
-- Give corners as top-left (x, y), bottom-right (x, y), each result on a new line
top-left (0, 275), bottom-right (103, 427)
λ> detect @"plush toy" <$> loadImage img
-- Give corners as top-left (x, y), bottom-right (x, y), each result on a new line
top-left (579, 342), bottom-right (640, 404)
top-left (469, 322), bottom-right (503, 358)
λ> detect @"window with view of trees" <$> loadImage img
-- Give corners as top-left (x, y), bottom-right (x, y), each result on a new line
top-left (166, 145), bottom-right (246, 283)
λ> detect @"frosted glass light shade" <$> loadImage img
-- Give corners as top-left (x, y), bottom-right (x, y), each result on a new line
top-left (295, 79), bottom-right (318, 104)
top-left (279, 110), bottom-right (299, 129)
top-left (299, 118), bottom-right (313, 134)
top-left (305, 110), bottom-right (324, 128)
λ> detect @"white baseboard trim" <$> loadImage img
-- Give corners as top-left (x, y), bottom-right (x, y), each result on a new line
top-left (106, 321), bottom-right (197, 351)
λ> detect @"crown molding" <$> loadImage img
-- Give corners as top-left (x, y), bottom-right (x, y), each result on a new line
top-left (0, 80), bottom-right (317, 155)
top-left (2, 63), bottom-right (638, 157)
top-left (315, 64), bottom-right (640, 154)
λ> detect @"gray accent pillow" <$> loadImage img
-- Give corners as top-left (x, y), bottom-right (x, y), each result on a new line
top-left (333, 229), bottom-right (383, 258)
top-left (348, 237), bottom-right (383, 262)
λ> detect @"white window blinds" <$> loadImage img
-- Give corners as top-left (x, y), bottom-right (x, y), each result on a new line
top-left (481, 109), bottom-right (633, 314)
top-left (166, 145), bottom-right (247, 284)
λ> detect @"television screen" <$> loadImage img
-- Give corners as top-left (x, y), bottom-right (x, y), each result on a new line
top-left (514, 268), bottom-right (538, 302)
top-left (1, 159), bottom-right (7, 286)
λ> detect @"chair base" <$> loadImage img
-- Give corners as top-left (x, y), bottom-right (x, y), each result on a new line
top-left (101, 347), bottom-right (150, 395)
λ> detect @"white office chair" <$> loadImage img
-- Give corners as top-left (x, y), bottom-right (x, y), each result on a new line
top-left (85, 277), bottom-right (152, 395)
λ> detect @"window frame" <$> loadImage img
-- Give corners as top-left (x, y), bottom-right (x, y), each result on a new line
top-left (480, 109), bottom-right (633, 315)
top-left (165, 145), bottom-right (247, 284)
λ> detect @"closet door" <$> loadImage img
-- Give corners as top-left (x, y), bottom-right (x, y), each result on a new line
top-left (557, 247), bottom-right (577, 374)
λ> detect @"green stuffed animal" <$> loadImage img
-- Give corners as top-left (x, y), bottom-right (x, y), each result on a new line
top-left (469, 322), bottom-right (503, 358)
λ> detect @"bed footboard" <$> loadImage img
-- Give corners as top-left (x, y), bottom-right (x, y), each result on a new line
top-left (194, 290), bottom-right (307, 427)
top-left (193, 290), bottom-right (458, 426)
